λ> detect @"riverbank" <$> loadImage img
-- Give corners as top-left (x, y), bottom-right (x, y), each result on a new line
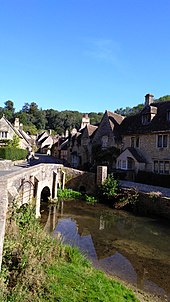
top-left (0, 205), bottom-right (138, 302)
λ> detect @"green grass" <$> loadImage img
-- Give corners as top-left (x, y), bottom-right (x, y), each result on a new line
top-left (0, 205), bottom-right (139, 302)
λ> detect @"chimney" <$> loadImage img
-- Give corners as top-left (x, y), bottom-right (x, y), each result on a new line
top-left (80, 113), bottom-right (90, 129)
top-left (14, 118), bottom-right (20, 130)
top-left (145, 94), bottom-right (154, 106)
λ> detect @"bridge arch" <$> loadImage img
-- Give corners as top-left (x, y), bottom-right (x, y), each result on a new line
top-left (40, 186), bottom-right (51, 202)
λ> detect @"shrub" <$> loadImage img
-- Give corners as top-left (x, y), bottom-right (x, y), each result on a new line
top-left (98, 174), bottom-right (120, 202)
top-left (0, 147), bottom-right (27, 161)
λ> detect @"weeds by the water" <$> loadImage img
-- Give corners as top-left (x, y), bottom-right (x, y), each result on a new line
top-left (0, 204), bottom-right (139, 302)
top-left (57, 188), bottom-right (98, 205)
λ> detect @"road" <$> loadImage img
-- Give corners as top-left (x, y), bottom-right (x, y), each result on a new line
top-left (0, 154), bottom-right (63, 177)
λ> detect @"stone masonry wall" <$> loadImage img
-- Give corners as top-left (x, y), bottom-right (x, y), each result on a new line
top-left (63, 167), bottom-right (96, 194)
top-left (123, 133), bottom-right (170, 171)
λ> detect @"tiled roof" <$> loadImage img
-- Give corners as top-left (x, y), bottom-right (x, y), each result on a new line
top-left (86, 125), bottom-right (98, 137)
top-left (106, 110), bottom-right (124, 125)
top-left (126, 147), bottom-right (147, 163)
top-left (119, 101), bottom-right (170, 134)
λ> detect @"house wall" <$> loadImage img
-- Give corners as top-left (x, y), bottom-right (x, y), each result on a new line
top-left (92, 114), bottom-right (115, 147)
top-left (0, 119), bottom-right (15, 141)
top-left (122, 132), bottom-right (170, 172)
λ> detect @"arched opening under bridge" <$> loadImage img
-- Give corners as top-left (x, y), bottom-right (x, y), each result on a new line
top-left (41, 186), bottom-right (51, 203)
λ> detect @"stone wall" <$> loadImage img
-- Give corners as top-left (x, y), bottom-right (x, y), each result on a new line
top-left (122, 133), bottom-right (170, 172)
top-left (0, 160), bottom-right (13, 170)
top-left (120, 180), bottom-right (170, 220)
top-left (63, 167), bottom-right (96, 194)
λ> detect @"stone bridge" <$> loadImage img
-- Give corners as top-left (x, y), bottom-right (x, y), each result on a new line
top-left (0, 163), bottom-right (97, 270)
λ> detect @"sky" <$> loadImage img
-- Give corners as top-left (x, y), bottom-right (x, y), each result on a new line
top-left (0, 0), bottom-right (170, 113)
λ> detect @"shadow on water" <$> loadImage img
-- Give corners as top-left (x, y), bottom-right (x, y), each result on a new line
top-left (40, 200), bottom-right (170, 301)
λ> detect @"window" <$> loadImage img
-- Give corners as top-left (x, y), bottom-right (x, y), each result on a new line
top-left (167, 110), bottom-right (170, 121)
top-left (131, 136), bottom-right (139, 148)
top-left (131, 137), bottom-right (135, 147)
top-left (154, 160), bottom-right (170, 174)
top-left (136, 137), bottom-right (139, 148)
top-left (0, 131), bottom-right (8, 138)
top-left (165, 161), bottom-right (170, 174)
top-left (117, 160), bottom-right (121, 169)
top-left (159, 161), bottom-right (164, 174)
top-left (122, 160), bottom-right (126, 169)
top-left (157, 134), bottom-right (168, 148)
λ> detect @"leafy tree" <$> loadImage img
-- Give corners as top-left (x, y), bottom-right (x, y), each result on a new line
top-left (115, 104), bottom-right (143, 116)
top-left (155, 95), bottom-right (170, 102)
top-left (4, 100), bottom-right (15, 112)
top-left (3, 100), bottom-right (15, 121)
top-left (22, 103), bottom-right (30, 113)
top-left (89, 112), bottom-right (103, 125)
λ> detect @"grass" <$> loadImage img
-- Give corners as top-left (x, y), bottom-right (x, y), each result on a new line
top-left (0, 205), bottom-right (139, 302)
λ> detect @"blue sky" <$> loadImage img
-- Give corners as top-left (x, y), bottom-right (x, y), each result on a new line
top-left (0, 0), bottom-right (170, 113)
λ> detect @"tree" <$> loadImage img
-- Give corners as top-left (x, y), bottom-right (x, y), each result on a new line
top-left (3, 100), bottom-right (15, 121)
top-left (4, 100), bottom-right (15, 113)
top-left (22, 103), bottom-right (30, 113)
top-left (155, 95), bottom-right (170, 102)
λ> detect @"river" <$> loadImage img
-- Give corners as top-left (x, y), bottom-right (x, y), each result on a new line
top-left (40, 200), bottom-right (170, 301)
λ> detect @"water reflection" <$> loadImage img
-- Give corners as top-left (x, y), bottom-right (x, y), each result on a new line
top-left (40, 200), bottom-right (170, 301)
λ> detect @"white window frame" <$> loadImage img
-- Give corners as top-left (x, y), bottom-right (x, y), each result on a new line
top-left (157, 134), bottom-right (168, 148)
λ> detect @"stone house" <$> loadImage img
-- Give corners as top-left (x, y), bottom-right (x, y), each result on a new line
top-left (91, 110), bottom-right (124, 169)
top-left (68, 131), bottom-right (82, 168)
top-left (78, 124), bottom-right (98, 169)
top-left (116, 94), bottom-right (170, 177)
top-left (0, 116), bottom-right (31, 149)
top-left (36, 131), bottom-right (53, 154)
top-left (65, 114), bottom-right (93, 169)
top-left (51, 136), bottom-right (69, 163)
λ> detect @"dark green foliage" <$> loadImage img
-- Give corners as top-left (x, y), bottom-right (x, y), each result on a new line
top-left (115, 104), bottom-right (144, 116)
top-left (155, 95), bottom-right (170, 102)
top-left (136, 171), bottom-right (170, 188)
top-left (98, 174), bottom-right (120, 203)
top-left (0, 147), bottom-right (27, 161)
top-left (92, 145), bottom-right (120, 171)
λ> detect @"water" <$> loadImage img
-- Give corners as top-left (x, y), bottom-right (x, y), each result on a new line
top-left (40, 200), bottom-right (170, 301)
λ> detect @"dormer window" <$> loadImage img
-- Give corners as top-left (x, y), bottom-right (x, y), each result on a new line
top-left (142, 114), bottom-right (150, 125)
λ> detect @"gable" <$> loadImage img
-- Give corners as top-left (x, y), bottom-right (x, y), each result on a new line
top-left (117, 148), bottom-right (147, 163)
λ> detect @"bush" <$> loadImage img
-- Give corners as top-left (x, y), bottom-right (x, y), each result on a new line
top-left (0, 147), bottom-right (27, 161)
top-left (136, 171), bottom-right (170, 188)
top-left (98, 174), bottom-right (120, 203)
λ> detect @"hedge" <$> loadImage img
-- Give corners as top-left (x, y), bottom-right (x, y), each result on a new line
top-left (136, 171), bottom-right (170, 188)
top-left (0, 147), bottom-right (27, 161)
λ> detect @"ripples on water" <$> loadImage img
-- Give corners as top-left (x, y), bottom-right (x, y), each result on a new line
top-left (40, 200), bottom-right (170, 301)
